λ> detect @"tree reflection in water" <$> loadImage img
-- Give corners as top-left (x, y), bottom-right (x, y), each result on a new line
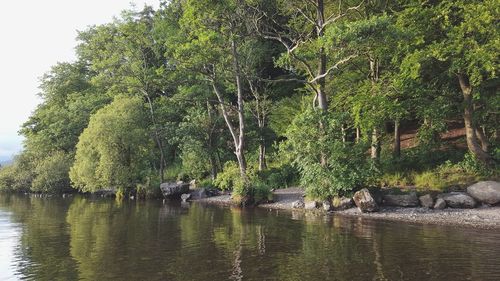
top-left (1, 194), bottom-right (500, 281)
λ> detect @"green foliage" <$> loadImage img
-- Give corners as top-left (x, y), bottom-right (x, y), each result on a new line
top-left (282, 109), bottom-right (377, 199)
top-left (0, 165), bottom-right (17, 192)
top-left (70, 95), bottom-right (153, 192)
top-left (32, 151), bottom-right (73, 193)
top-left (163, 162), bottom-right (184, 181)
top-left (0, 154), bottom-right (35, 192)
top-left (3, 1), bottom-right (498, 200)
top-left (214, 161), bottom-right (243, 191)
top-left (257, 164), bottom-right (299, 190)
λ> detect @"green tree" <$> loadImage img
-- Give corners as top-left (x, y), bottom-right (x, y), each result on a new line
top-left (397, 0), bottom-right (499, 164)
top-left (70, 95), bottom-right (153, 193)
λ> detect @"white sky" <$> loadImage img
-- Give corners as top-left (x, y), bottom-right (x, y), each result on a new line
top-left (0, 0), bottom-right (159, 161)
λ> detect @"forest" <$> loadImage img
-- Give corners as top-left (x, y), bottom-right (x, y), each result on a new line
top-left (0, 0), bottom-right (498, 203)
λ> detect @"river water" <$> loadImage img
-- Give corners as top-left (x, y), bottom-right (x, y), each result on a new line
top-left (0, 194), bottom-right (499, 281)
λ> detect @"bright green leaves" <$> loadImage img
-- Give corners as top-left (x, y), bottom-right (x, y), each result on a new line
top-left (70, 96), bottom-right (153, 192)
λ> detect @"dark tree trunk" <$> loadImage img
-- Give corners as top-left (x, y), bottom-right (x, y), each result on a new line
top-left (144, 92), bottom-right (165, 183)
top-left (458, 74), bottom-right (491, 164)
top-left (207, 100), bottom-right (218, 180)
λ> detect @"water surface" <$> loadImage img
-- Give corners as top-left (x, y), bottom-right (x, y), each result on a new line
top-left (0, 194), bottom-right (499, 281)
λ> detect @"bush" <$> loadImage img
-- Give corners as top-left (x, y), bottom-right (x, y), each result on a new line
top-left (198, 178), bottom-right (216, 189)
top-left (413, 153), bottom-right (499, 191)
top-left (0, 153), bottom-right (35, 192)
top-left (281, 109), bottom-right (377, 200)
top-left (163, 162), bottom-right (183, 181)
top-left (377, 172), bottom-right (412, 188)
top-left (32, 151), bottom-right (73, 193)
top-left (213, 161), bottom-right (243, 191)
top-left (257, 164), bottom-right (299, 189)
top-left (0, 165), bottom-right (16, 192)
top-left (213, 161), bottom-right (272, 204)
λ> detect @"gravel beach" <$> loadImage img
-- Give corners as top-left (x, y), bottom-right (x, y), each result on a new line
top-left (195, 188), bottom-right (500, 229)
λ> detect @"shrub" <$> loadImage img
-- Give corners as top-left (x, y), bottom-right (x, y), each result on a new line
top-left (378, 172), bottom-right (413, 187)
top-left (0, 153), bottom-right (35, 192)
top-left (257, 164), bottom-right (299, 189)
top-left (32, 151), bottom-right (73, 193)
top-left (213, 161), bottom-right (243, 191)
top-left (0, 165), bottom-right (16, 192)
top-left (198, 178), bottom-right (216, 189)
top-left (413, 153), bottom-right (499, 191)
top-left (281, 109), bottom-right (377, 200)
top-left (213, 161), bottom-right (272, 204)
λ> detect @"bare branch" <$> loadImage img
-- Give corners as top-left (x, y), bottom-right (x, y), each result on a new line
top-left (308, 54), bottom-right (358, 83)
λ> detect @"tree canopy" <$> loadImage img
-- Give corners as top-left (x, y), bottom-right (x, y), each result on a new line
top-left (0, 0), bottom-right (498, 200)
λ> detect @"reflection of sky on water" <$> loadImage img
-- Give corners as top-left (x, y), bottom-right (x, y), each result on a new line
top-left (0, 210), bottom-right (21, 280)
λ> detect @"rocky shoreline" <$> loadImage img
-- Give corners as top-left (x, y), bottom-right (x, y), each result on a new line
top-left (190, 182), bottom-right (500, 230)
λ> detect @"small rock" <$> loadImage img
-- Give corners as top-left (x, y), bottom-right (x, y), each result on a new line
top-left (304, 200), bottom-right (320, 210)
top-left (466, 181), bottom-right (500, 205)
top-left (332, 197), bottom-right (354, 210)
top-left (353, 188), bottom-right (379, 212)
top-left (292, 200), bottom-right (305, 209)
top-left (383, 192), bottom-right (419, 207)
top-left (322, 200), bottom-right (332, 211)
top-left (181, 193), bottom-right (191, 202)
top-left (189, 179), bottom-right (197, 188)
top-left (442, 192), bottom-right (476, 209)
top-left (419, 194), bottom-right (434, 208)
top-left (434, 198), bottom-right (446, 209)
top-left (160, 182), bottom-right (190, 197)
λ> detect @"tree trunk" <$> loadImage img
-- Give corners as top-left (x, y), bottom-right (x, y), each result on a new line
top-left (475, 127), bottom-right (489, 153)
top-left (316, 0), bottom-right (328, 111)
top-left (210, 38), bottom-right (248, 181)
top-left (207, 100), bottom-right (218, 180)
top-left (258, 139), bottom-right (267, 171)
top-left (371, 129), bottom-right (380, 160)
top-left (356, 127), bottom-right (360, 143)
top-left (144, 92), bottom-right (165, 183)
top-left (341, 124), bottom-right (346, 143)
top-left (393, 120), bottom-right (401, 157)
top-left (458, 74), bottom-right (491, 164)
top-left (231, 39), bottom-right (247, 179)
top-left (369, 58), bottom-right (380, 160)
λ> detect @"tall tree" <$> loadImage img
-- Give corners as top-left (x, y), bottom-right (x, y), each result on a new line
top-left (397, 0), bottom-right (499, 164)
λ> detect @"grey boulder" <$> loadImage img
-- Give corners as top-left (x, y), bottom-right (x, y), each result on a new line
top-left (434, 198), bottom-right (446, 209)
top-left (292, 200), bottom-right (305, 209)
top-left (322, 200), bottom-right (332, 211)
top-left (353, 188), bottom-right (379, 212)
top-left (181, 193), bottom-right (191, 202)
top-left (419, 194), bottom-right (434, 208)
top-left (382, 192), bottom-right (419, 207)
top-left (467, 181), bottom-right (500, 205)
top-left (442, 192), bottom-right (476, 209)
top-left (304, 200), bottom-right (320, 210)
top-left (332, 197), bottom-right (354, 211)
top-left (160, 182), bottom-right (190, 197)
